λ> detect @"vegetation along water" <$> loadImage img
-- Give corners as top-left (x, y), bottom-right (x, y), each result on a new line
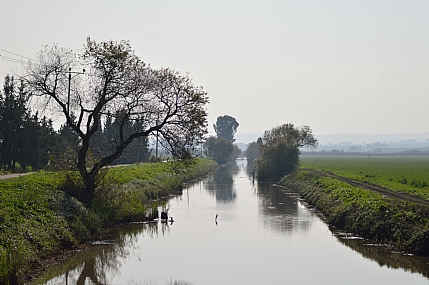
top-left (280, 155), bottom-right (429, 255)
top-left (33, 159), bottom-right (429, 284)
top-left (0, 159), bottom-right (217, 284)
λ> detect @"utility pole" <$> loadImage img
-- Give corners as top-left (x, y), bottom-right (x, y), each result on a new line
top-left (67, 67), bottom-right (85, 120)
top-left (155, 113), bottom-right (159, 157)
top-left (66, 68), bottom-right (85, 159)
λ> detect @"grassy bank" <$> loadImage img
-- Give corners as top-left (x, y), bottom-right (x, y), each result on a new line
top-left (0, 158), bottom-right (217, 284)
top-left (280, 168), bottom-right (429, 256)
top-left (301, 155), bottom-right (429, 199)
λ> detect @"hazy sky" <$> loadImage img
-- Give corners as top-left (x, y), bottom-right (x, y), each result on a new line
top-left (1, 1), bottom-right (429, 136)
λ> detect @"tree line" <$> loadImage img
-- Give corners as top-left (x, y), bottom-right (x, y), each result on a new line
top-left (3, 37), bottom-right (318, 205)
top-left (0, 75), bottom-right (59, 171)
top-left (0, 74), bottom-right (151, 173)
top-left (203, 115), bottom-right (318, 182)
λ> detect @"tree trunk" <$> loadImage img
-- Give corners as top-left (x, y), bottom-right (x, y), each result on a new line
top-left (82, 172), bottom-right (96, 207)
top-left (77, 139), bottom-right (125, 207)
top-left (77, 136), bottom-right (96, 207)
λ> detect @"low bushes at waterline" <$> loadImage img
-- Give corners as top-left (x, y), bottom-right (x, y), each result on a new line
top-left (0, 158), bottom-right (217, 284)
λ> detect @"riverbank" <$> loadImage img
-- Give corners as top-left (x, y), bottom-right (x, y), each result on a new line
top-left (279, 168), bottom-right (429, 255)
top-left (0, 158), bottom-right (218, 284)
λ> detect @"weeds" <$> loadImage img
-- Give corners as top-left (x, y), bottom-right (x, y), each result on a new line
top-left (0, 158), bottom-right (217, 284)
top-left (281, 168), bottom-right (429, 255)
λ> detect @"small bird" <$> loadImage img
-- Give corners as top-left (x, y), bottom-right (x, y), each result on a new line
top-left (215, 214), bottom-right (218, 220)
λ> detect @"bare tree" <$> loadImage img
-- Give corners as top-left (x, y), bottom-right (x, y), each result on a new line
top-left (23, 38), bottom-right (209, 205)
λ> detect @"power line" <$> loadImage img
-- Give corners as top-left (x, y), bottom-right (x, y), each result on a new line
top-left (1, 49), bottom-right (38, 62)
top-left (0, 54), bottom-right (23, 64)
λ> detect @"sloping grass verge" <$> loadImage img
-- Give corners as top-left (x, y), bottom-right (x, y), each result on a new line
top-left (300, 156), bottom-right (429, 199)
top-left (0, 158), bottom-right (217, 284)
top-left (279, 169), bottom-right (429, 256)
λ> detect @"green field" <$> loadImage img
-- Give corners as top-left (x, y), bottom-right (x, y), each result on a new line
top-left (280, 155), bottom-right (429, 255)
top-left (300, 155), bottom-right (429, 199)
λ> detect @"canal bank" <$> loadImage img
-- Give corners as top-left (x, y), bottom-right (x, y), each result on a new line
top-left (279, 169), bottom-right (429, 255)
top-left (33, 160), bottom-right (429, 284)
top-left (1, 158), bottom-right (218, 284)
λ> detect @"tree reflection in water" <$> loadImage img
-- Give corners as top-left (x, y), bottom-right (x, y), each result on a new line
top-left (205, 162), bottom-right (239, 202)
top-left (256, 181), bottom-right (313, 237)
top-left (335, 233), bottom-right (429, 279)
top-left (36, 222), bottom-right (171, 285)
top-left (35, 158), bottom-right (429, 285)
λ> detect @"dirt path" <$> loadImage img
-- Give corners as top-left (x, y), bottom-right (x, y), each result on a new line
top-left (311, 169), bottom-right (429, 207)
top-left (0, 172), bottom-right (33, 180)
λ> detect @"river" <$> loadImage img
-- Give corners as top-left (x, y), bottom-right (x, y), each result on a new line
top-left (36, 159), bottom-right (429, 285)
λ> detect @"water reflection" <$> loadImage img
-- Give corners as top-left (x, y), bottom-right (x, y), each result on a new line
top-left (335, 234), bottom-right (429, 279)
top-left (36, 159), bottom-right (429, 285)
top-left (204, 162), bottom-right (239, 202)
top-left (35, 223), bottom-right (180, 285)
top-left (257, 182), bottom-right (312, 237)
top-left (245, 160), bottom-right (257, 181)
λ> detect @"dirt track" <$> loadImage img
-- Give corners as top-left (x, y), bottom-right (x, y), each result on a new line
top-left (313, 170), bottom-right (429, 207)
top-left (0, 172), bottom-right (33, 180)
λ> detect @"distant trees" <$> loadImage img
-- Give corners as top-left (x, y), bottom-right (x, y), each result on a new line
top-left (92, 112), bottom-right (151, 164)
top-left (0, 75), bottom-right (58, 171)
top-left (245, 141), bottom-right (260, 163)
top-left (204, 115), bottom-right (241, 164)
top-left (0, 75), bottom-right (27, 170)
top-left (213, 115), bottom-right (239, 143)
top-left (0, 73), bottom-right (153, 174)
top-left (257, 123), bottom-right (317, 181)
top-left (23, 38), bottom-right (208, 206)
top-left (0, 74), bottom-right (154, 174)
top-left (231, 144), bottom-right (242, 160)
top-left (204, 137), bottom-right (233, 164)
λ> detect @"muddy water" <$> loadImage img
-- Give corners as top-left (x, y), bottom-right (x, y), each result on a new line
top-left (36, 160), bottom-right (429, 285)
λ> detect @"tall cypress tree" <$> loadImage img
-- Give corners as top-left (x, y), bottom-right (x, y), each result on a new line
top-left (19, 113), bottom-right (58, 169)
top-left (0, 75), bottom-right (28, 171)
top-left (0, 75), bottom-right (60, 171)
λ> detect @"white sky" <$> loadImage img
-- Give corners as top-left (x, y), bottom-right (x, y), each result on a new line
top-left (1, 1), bottom-right (429, 136)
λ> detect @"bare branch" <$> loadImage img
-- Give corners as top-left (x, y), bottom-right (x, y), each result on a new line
top-left (22, 39), bottom-right (209, 206)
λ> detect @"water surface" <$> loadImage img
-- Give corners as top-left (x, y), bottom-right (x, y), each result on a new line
top-left (37, 160), bottom-right (429, 285)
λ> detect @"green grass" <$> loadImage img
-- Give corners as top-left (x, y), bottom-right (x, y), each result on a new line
top-left (280, 159), bottom-right (429, 255)
top-left (0, 171), bottom-right (74, 284)
top-left (300, 155), bottom-right (429, 199)
top-left (106, 163), bottom-right (175, 184)
top-left (0, 158), bottom-right (218, 284)
top-left (93, 159), bottom-right (218, 224)
top-left (316, 176), bottom-right (390, 213)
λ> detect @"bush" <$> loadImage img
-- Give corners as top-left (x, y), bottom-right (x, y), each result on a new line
top-left (257, 124), bottom-right (317, 181)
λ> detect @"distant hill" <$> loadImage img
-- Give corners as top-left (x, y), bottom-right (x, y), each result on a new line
top-left (235, 143), bottom-right (248, 153)
top-left (235, 133), bottom-right (262, 144)
top-left (316, 133), bottom-right (429, 145)
top-left (235, 133), bottom-right (429, 147)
